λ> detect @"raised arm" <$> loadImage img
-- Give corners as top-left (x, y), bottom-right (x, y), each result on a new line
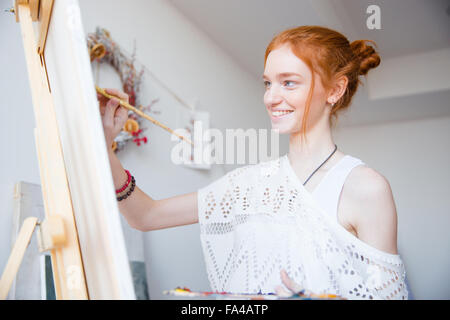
top-left (100, 88), bottom-right (198, 232)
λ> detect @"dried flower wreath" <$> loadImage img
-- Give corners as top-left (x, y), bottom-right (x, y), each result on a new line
top-left (87, 27), bottom-right (160, 152)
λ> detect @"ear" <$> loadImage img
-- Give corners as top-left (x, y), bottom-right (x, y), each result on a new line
top-left (327, 75), bottom-right (348, 105)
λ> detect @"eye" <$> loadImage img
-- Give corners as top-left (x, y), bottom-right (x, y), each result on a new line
top-left (263, 81), bottom-right (271, 89)
top-left (284, 80), bottom-right (296, 88)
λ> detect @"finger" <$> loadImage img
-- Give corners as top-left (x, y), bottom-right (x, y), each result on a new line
top-left (97, 95), bottom-right (107, 105)
top-left (99, 95), bottom-right (109, 115)
top-left (104, 98), bottom-right (120, 128)
top-left (275, 285), bottom-right (293, 298)
top-left (99, 100), bottom-right (105, 115)
top-left (116, 106), bottom-right (128, 123)
top-left (114, 107), bottom-right (128, 128)
top-left (105, 88), bottom-right (129, 103)
top-left (97, 89), bottom-right (110, 100)
top-left (97, 94), bottom-right (109, 111)
top-left (281, 269), bottom-right (302, 293)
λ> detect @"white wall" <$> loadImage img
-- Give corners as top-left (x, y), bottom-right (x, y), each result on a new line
top-left (334, 116), bottom-right (450, 300)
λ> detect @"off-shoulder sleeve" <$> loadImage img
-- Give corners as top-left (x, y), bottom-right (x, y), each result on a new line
top-left (345, 242), bottom-right (409, 300)
top-left (319, 209), bottom-right (410, 300)
top-left (197, 165), bottom-right (257, 292)
top-left (198, 169), bottom-right (232, 226)
top-left (197, 165), bottom-right (255, 226)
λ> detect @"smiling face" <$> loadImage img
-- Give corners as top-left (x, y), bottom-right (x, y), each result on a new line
top-left (263, 44), bottom-right (331, 135)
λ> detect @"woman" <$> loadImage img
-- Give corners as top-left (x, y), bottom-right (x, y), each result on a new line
top-left (98, 26), bottom-right (408, 300)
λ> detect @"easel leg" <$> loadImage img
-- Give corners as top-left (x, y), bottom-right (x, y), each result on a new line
top-left (0, 217), bottom-right (38, 300)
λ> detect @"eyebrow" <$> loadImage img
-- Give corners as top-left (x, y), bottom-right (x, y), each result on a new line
top-left (262, 72), bottom-right (303, 79)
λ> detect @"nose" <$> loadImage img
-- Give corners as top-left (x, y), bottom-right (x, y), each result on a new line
top-left (264, 84), bottom-right (283, 107)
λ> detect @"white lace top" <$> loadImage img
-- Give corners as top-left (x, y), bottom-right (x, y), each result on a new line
top-left (197, 154), bottom-right (408, 300)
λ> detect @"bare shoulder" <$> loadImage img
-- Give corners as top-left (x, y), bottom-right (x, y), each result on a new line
top-left (345, 165), bottom-right (392, 196)
top-left (339, 164), bottom-right (399, 254)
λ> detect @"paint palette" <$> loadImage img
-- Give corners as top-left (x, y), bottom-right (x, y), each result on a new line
top-left (163, 287), bottom-right (345, 300)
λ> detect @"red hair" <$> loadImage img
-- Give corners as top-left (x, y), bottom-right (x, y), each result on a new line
top-left (264, 26), bottom-right (380, 142)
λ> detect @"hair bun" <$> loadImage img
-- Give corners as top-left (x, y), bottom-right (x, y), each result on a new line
top-left (350, 40), bottom-right (381, 76)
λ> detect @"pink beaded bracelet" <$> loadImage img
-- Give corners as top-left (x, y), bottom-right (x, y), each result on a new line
top-left (115, 169), bottom-right (131, 194)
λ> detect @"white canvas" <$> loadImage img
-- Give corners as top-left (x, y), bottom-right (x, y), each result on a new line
top-left (18, 0), bottom-right (135, 299)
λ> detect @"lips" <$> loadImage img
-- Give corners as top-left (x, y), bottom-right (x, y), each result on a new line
top-left (271, 109), bottom-right (294, 120)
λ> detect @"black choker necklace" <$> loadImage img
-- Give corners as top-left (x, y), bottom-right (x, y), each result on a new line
top-left (302, 144), bottom-right (338, 186)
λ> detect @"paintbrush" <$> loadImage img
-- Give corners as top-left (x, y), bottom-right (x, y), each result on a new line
top-left (95, 85), bottom-right (194, 147)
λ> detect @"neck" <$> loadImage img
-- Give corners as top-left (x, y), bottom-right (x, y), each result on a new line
top-left (288, 117), bottom-right (336, 170)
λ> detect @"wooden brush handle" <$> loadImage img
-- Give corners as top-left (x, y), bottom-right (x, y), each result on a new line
top-left (95, 86), bottom-right (194, 146)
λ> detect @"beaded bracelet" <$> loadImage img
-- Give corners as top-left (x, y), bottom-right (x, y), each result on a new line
top-left (117, 176), bottom-right (136, 201)
top-left (115, 169), bottom-right (131, 194)
top-left (117, 176), bottom-right (135, 197)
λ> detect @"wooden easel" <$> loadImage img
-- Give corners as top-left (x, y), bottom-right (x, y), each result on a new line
top-left (0, 216), bottom-right (69, 299)
top-left (0, 0), bottom-right (88, 300)
top-left (2, 0), bottom-right (135, 300)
